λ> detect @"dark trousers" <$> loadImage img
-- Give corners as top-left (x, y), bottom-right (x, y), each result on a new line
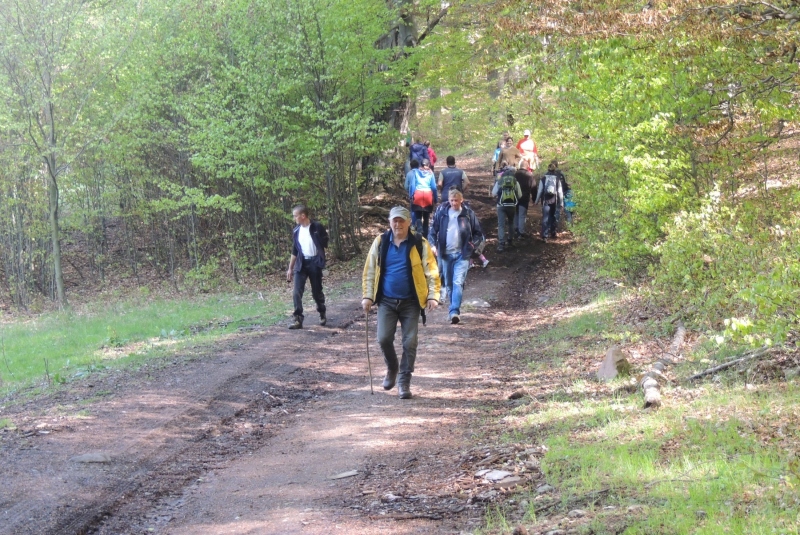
top-left (411, 210), bottom-right (430, 238)
top-left (541, 202), bottom-right (557, 238)
top-left (376, 298), bottom-right (420, 378)
top-left (292, 258), bottom-right (326, 320)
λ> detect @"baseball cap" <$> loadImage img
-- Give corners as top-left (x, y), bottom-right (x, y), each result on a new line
top-left (523, 129), bottom-right (531, 136)
top-left (389, 206), bottom-right (411, 221)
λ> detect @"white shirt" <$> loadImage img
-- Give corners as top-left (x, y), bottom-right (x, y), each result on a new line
top-left (446, 208), bottom-right (462, 254)
top-left (298, 225), bottom-right (317, 258)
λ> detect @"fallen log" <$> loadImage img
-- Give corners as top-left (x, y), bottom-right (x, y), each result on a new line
top-left (640, 321), bottom-right (686, 409)
top-left (684, 346), bottom-right (774, 382)
top-left (359, 205), bottom-right (391, 217)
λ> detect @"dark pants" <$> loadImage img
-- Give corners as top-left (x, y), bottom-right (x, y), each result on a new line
top-left (292, 257), bottom-right (326, 320)
top-left (412, 210), bottom-right (430, 238)
top-left (541, 202), bottom-right (557, 238)
top-left (497, 205), bottom-right (516, 245)
top-left (376, 298), bottom-right (420, 379)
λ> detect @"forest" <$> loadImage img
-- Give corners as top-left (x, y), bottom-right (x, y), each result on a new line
top-left (1, 0), bottom-right (799, 346)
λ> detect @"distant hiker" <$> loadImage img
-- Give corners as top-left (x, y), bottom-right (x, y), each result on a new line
top-left (424, 141), bottom-right (437, 171)
top-left (516, 129), bottom-right (539, 170)
top-left (405, 158), bottom-right (420, 192)
top-left (438, 155), bottom-right (470, 196)
top-left (498, 137), bottom-right (523, 170)
top-left (491, 141), bottom-right (503, 175)
top-left (534, 160), bottom-right (565, 240)
top-left (286, 205), bottom-right (329, 329)
top-left (514, 162), bottom-right (535, 239)
top-left (492, 166), bottom-right (523, 252)
top-left (409, 139), bottom-right (431, 170)
top-left (564, 187), bottom-right (576, 225)
top-left (362, 206), bottom-right (440, 399)
top-left (407, 159), bottom-right (438, 238)
top-left (553, 165), bottom-right (571, 227)
top-left (428, 189), bottom-right (484, 324)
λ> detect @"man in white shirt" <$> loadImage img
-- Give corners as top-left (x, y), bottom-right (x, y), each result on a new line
top-left (286, 205), bottom-right (329, 329)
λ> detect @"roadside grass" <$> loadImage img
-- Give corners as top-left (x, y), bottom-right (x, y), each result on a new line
top-left (0, 291), bottom-right (286, 395)
top-left (482, 291), bottom-right (800, 534)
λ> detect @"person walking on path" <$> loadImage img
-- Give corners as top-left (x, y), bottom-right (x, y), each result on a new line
top-left (424, 141), bottom-right (437, 171)
top-left (516, 129), bottom-right (539, 170)
top-left (437, 155), bottom-right (470, 196)
top-left (362, 206), bottom-right (440, 399)
top-left (409, 139), bottom-right (431, 169)
top-left (286, 205), bottom-right (329, 329)
top-left (514, 163), bottom-right (535, 239)
top-left (499, 137), bottom-right (523, 170)
top-left (534, 160), bottom-right (565, 240)
top-left (492, 166), bottom-right (523, 252)
top-left (428, 189), bottom-right (483, 325)
top-left (407, 159), bottom-right (438, 237)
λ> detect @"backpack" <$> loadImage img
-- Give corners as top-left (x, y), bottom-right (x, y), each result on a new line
top-left (543, 173), bottom-right (559, 203)
top-left (498, 171), bottom-right (518, 207)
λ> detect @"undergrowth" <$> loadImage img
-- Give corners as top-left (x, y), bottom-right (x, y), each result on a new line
top-left (481, 270), bottom-right (800, 534)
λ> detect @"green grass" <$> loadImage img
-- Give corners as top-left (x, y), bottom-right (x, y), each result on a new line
top-left (0, 291), bottom-right (286, 394)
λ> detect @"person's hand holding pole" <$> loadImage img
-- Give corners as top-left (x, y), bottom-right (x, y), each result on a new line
top-left (362, 298), bottom-right (373, 314)
top-left (426, 299), bottom-right (438, 312)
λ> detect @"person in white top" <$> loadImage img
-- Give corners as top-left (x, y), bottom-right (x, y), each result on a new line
top-left (286, 205), bottom-right (329, 329)
top-left (516, 129), bottom-right (539, 170)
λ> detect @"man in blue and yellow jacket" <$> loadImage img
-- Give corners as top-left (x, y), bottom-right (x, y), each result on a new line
top-left (362, 206), bottom-right (440, 399)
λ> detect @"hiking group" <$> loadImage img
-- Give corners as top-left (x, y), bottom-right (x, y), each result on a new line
top-left (286, 131), bottom-right (574, 399)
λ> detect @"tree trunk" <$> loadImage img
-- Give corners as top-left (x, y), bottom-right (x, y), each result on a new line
top-left (42, 80), bottom-right (67, 308)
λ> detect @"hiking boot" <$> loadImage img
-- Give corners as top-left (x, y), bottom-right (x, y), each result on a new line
top-left (382, 369), bottom-right (398, 390)
top-left (398, 374), bottom-right (412, 399)
top-left (481, 258), bottom-right (490, 268)
top-left (450, 314), bottom-right (460, 325)
top-left (497, 243), bottom-right (504, 252)
top-left (319, 311), bottom-right (327, 326)
top-left (288, 316), bottom-right (303, 330)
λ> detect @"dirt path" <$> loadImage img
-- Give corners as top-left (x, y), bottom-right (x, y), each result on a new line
top-left (0, 159), bottom-right (573, 534)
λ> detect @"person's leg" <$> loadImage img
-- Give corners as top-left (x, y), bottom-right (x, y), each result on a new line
top-left (540, 203), bottom-right (549, 238)
top-left (308, 263), bottom-right (326, 324)
top-left (566, 210), bottom-right (573, 225)
top-left (421, 211), bottom-right (430, 238)
top-left (440, 254), bottom-right (453, 302)
top-left (411, 210), bottom-right (421, 233)
top-left (291, 267), bottom-right (309, 327)
top-left (518, 204), bottom-right (528, 235)
top-left (396, 299), bottom-right (420, 398)
top-left (505, 207), bottom-right (515, 245)
top-left (549, 204), bottom-right (558, 236)
top-left (496, 205), bottom-right (506, 249)
top-left (449, 254), bottom-right (469, 319)
top-left (377, 300), bottom-right (401, 389)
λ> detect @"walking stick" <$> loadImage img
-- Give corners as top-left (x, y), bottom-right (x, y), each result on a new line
top-left (365, 310), bottom-right (374, 394)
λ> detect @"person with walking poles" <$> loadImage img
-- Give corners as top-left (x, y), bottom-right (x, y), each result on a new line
top-left (514, 162), bottom-right (535, 239)
top-left (437, 155), bottom-right (470, 195)
top-left (492, 165), bottom-right (523, 252)
top-left (534, 160), bottom-right (565, 240)
top-left (362, 206), bottom-right (440, 399)
top-left (286, 205), bottom-right (328, 329)
top-left (428, 189), bottom-right (484, 325)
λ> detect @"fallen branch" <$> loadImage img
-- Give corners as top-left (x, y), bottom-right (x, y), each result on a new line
top-left (359, 205), bottom-right (391, 217)
top-left (640, 321), bottom-right (686, 408)
top-left (685, 346), bottom-right (775, 382)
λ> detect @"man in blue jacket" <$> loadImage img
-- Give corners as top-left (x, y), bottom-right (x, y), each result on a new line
top-left (286, 205), bottom-right (329, 329)
top-left (428, 189), bottom-right (484, 324)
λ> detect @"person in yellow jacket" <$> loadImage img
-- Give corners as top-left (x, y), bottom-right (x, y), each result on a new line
top-left (362, 206), bottom-right (440, 399)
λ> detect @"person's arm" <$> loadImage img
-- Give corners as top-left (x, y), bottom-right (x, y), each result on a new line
top-left (362, 236), bottom-right (381, 313)
top-left (462, 172), bottom-right (469, 192)
top-left (437, 171), bottom-right (443, 188)
top-left (534, 180), bottom-right (543, 204)
top-left (287, 254), bottom-right (297, 282)
top-left (421, 240), bottom-right (440, 310)
top-left (318, 222), bottom-right (329, 249)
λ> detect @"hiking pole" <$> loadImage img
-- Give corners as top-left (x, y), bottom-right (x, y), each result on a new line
top-left (365, 309), bottom-right (374, 394)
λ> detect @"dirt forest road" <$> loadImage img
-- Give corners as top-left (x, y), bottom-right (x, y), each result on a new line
top-left (0, 158), bottom-right (572, 534)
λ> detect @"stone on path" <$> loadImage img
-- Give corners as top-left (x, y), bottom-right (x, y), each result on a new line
top-left (536, 484), bottom-right (555, 494)
top-left (567, 508), bottom-right (587, 518)
top-left (465, 298), bottom-right (491, 308)
top-left (70, 453), bottom-right (112, 463)
top-left (329, 470), bottom-right (358, 480)
top-left (596, 345), bottom-right (631, 381)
